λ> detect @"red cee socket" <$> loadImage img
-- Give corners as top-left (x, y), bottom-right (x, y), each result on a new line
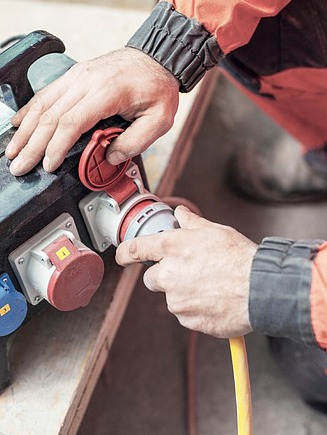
top-left (44, 235), bottom-right (105, 311)
top-left (79, 127), bottom-right (137, 204)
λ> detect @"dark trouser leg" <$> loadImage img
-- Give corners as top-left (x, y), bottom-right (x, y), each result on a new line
top-left (268, 336), bottom-right (327, 406)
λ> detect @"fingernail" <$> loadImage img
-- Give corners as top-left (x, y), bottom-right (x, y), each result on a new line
top-left (6, 139), bottom-right (15, 156)
top-left (11, 113), bottom-right (19, 125)
top-left (9, 155), bottom-right (23, 176)
top-left (107, 151), bottom-right (128, 165)
top-left (43, 156), bottom-right (51, 172)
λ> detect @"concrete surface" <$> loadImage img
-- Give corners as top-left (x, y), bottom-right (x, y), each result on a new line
top-left (78, 74), bottom-right (327, 435)
top-left (16, 0), bottom-right (155, 10)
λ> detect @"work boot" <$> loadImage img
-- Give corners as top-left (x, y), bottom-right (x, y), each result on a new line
top-left (227, 134), bottom-right (327, 203)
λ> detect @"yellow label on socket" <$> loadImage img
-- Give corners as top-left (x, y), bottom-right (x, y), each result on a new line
top-left (0, 303), bottom-right (11, 316)
top-left (56, 246), bottom-right (71, 261)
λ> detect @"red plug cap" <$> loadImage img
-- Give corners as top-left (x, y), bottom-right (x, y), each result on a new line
top-left (79, 127), bottom-right (137, 204)
top-left (44, 235), bottom-right (105, 311)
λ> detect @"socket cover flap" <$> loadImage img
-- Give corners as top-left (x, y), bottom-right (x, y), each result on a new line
top-left (78, 127), bottom-right (137, 200)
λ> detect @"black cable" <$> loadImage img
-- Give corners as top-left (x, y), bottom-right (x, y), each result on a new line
top-left (0, 35), bottom-right (25, 51)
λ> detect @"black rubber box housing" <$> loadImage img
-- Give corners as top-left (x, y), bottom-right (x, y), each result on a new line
top-left (0, 31), bottom-right (144, 390)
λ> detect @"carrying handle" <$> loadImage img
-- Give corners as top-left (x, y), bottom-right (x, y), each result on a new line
top-left (0, 30), bottom-right (65, 109)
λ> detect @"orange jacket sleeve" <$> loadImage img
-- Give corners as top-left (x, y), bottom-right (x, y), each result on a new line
top-left (127, 1), bottom-right (291, 91)
top-left (311, 243), bottom-right (327, 350)
top-left (161, 0), bottom-right (291, 53)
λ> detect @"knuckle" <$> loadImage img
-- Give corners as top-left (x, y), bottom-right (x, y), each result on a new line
top-left (165, 294), bottom-right (178, 315)
top-left (58, 113), bottom-right (76, 128)
top-left (160, 236), bottom-right (174, 253)
top-left (128, 240), bottom-right (142, 261)
top-left (154, 113), bottom-right (174, 136)
top-left (39, 110), bottom-right (57, 127)
top-left (178, 315), bottom-right (191, 329)
top-left (166, 300), bottom-right (175, 315)
top-left (30, 97), bottom-right (47, 114)
top-left (20, 146), bottom-right (44, 161)
top-left (156, 266), bottom-right (171, 288)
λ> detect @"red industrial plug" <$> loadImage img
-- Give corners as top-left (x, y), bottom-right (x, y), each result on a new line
top-left (44, 234), bottom-right (104, 311)
top-left (78, 127), bottom-right (178, 251)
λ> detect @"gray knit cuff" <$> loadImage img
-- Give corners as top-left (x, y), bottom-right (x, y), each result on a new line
top-left (126, 1), bottom-right (224, 92)
top-left (249, 237), bottom-right (323, 347)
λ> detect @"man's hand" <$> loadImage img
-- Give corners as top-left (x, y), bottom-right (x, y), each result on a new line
top-left (116, 206), bottom-right (257, 338)
top-left (6, 47), bottom-right (179, 176)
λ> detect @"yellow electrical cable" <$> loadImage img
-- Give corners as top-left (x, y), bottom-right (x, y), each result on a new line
top-left (229, 336), bottom-right (253, 435)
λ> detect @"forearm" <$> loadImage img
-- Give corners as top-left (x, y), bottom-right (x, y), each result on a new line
top-left (249, 237), bottom-right (327, 350)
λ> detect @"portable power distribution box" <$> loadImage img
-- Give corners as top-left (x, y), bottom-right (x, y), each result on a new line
top-left (0, 31), bottom-right (148, 391)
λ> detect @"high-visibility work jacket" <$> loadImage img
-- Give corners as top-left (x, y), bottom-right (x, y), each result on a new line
top-left (127, 0), bottom-right (327, 350)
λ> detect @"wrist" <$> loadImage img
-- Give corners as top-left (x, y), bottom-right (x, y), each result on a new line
top-left (124, 46), bottom-right (179, 90)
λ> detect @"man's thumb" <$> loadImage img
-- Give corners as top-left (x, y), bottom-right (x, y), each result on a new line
top-left (106, 117), bottom-right (168, 165)
top-left (174, 205), bottom-right (209, 229)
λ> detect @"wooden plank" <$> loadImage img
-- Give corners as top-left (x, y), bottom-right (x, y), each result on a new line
top-left (61, 262), bottom-right (144, 435)
top-left (0, 1), bottom-right (219, 434)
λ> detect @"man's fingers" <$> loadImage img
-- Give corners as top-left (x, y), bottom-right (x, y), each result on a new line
top-left (143, 264), bottom-right (164, 292)
top-left (8, 76), bottom-right (69, 140)
top-left (115, 234), bottom-right (168, 267)
top-left (174, 205), bottom-right (210, 230)
top-left (10, 84), bottom-right (54, 128)
top-left (116, 209), bottom-right (212, 267)
top-left (8, 88), bottom-right (105, 175)
top-left (42, 95), bottom-right (114, 172)
top-left (10, 100), bottom-right (36, 128)
top-left (6, 98), bottom-right (50, 161)
top-left (9, 122), bottom-right (56, 176)
top-left (116, 239), bottom-right (166, 293)
top-left (107, 113), bottom-right (173, 165)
